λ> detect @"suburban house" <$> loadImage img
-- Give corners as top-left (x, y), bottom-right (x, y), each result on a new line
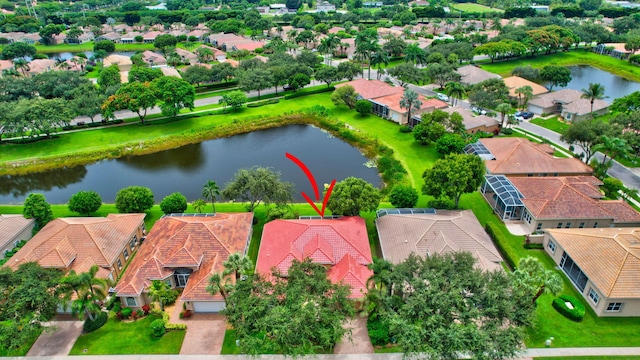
top-left (141, 50), bottom-right (167, 67)
top-left (544, 228), bottom-right (640, 316)
top-left (256, 217), bottom-right (373, 299)
top-left (456, 64), bottom-right (501, 86)
top-left (442, 106), bottom-right (500, 134)
top-left (95, 32), bottom-right (121, 43)
top-left (336, 79), bottom-right (448, 125)
top-left (0, 214), bottom-right (34, 259)
top-left (8, 214), bottom-right (146, 281)
top-left (594, 43), bottom-right (633, 60)
top-left (502, 76), bottom-right (548, 105)
top-left (464, 137), bottom-right (593, 177)
top-left (527, 89), bottom-right (610, 121)
top-left (0, 60), bottom-right (14, 73)
top-left (173, 48), bottom-right (198, 65)
top-left (159, 67), bottom-right (182, 78)
top-left (187, 29), bottom-right (208, 42)
top-left (481, 175), bottom-right (640, 232)
top-left (27, 59), bottom-right (57, 76)
top-left (317, 1), bottom-right (336, 11)
top-left (375, 209), bottom-right (503, 271)
top-left (115, 213), bottom-right (253, 313)
top-left (143, 31), bottom-right (163, 43)
top-left (120, 32), bottom-right (143, 44)
top-left (103, 54), bottom-right (133, 71)
top-left (65, 31), bottom-right (94, 44)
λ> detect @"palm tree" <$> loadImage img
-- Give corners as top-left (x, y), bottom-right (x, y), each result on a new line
top-left (202, 180), bottom-right (220, 213)
top-left (71, 290), bottom-right (102, 321)
top-left (595, 135), bottom-right (633, 166)
top-left (400, 89), bottom-right (423, 124)
top-left (206, 273), bottom-right (230, 305)
top-left (147, 280), bottom-right (171, 311)
top-left (79, 265), bottom-right (109, 301)
top-left (513, 257), bottom-right (563, 303)
top-left (222, 252), bottom-right (253, 280)
top-left (496, 103), bottom-right (513, 128)
top-left (195, 46), bottom-right (214, 63)
top-left (366, 258), bottom-right (393, 296)
top-left (319, 34), bottom-right (340, 66)
top-left (192, 199), bottom-right (206, 213)
top-left (444, 81), bottom-right (466, 106)
top-left (404, 43), bottom-right (427, 66)
top-left (581, 83), bottom-right (608, 118)
top-left (515, 85), bottom-right (533, 110)
top-left (13, 59), bottom-right (30, 77)
top-left (61, 265), bottom-right (108, 320)
top-left (370, 50), bottom-right (389, 80)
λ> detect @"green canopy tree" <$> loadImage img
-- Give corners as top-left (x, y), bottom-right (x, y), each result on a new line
top-left (222, 167), bottom-right (294, 212)
top-left (102, 81), bottom-right (157, 123)
top-left (68, 191), bottom-right (102, 216)
top-left (326, 177), bottom-right (381, 216)
top-left (160, 192), bottom-right (188, 214)
top-left (23, 193), bottom-right (54, 231)
top-left (115, 186), bottom-right (154, 213)
top-left (540, 65), bottom-right (572, 90)
top-left (422, 154), bottom-right (485, 208)
top-left (152, 76), bottom-right (195, 118)
top-left (331, 85), bottom-right (358, 109)
top-left (388, 185), bottom-right (419, 209)
top-left (560, 119), bottom-right (609, 163)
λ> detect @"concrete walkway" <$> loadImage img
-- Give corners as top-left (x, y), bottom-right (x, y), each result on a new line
top-left (26, 319), bottom-right (83, 357)
top-left (334, 316), bottom-right (374, 354)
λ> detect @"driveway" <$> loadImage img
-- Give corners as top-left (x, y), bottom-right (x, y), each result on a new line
top-left (26, 318), bottom-right (83, 356)
top-left (334, 316), bottom-right (374, 354)
top-left (168, 300), bottom-right (227, 355)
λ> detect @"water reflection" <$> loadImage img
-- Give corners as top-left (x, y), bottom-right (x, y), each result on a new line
top-left (117, 143), bottom-right (205, 172)
top-left (0, 166), bottom-right (87, 199)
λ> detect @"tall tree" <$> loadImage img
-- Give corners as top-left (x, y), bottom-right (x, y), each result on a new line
top-left (594, 135), bottom-right (632, 166)
top-left (512, 257), bottom-right (563, 303)
top-left (560, 119), bottom-right (609, 163)
top-left (72, 84), bottom-right (106, 123)
top-left (68, 191), bottom-right (102, 216)
top-left (222, 167), bottom-right (294, 212)
top-left (148, 280), bottom-right (172, 311)
top-left (102, 81), bottom-right (157, 123)
top-left (238, 68), bottom-right (273, 97)
top-left (22, 193), bottom-right (54, 231)
top-left (515, 85), bottom-right (533, 110)
top-left (152, 76), bottom-right (195, 118)
top-left (331, 85), bottom-right (359, 109)
top-left (206, 272), bottom-right (230, 305)
top-left (399, 89), bottom-right (422, 124)
top-left (581, 83), bottom-right (608, 118)
top-left (223, 253), bottom-right (253, 281)
top-left (403, 42), bottom-right (427, 65)
top-left (540, 65), bottom-right (572, 90)
top-left (326, 177), bottom-right (381, 216)
top-left (202, 180), bottom-right (220, 212)
top-left (496, 102), bottom-right (513, 128)
top-left (422, 153), bottom-right (485, 208)
top-left (444, 81), bottom-right (465, 106)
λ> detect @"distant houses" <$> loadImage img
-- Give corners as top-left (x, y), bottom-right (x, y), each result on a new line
top-left (527, 89), bottom-right (610, 121)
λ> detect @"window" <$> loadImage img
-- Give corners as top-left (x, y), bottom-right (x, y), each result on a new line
top-left (124, 249), bottom-right (129, 260)
top-left (565, 222), bottom-right (571, 228)
top-left (536, 223), bottom-right (543, 231)
top-left (606, 302), bottom-right (623, 312)
top-left (117, 259), bottom-right (122, 269)
top-left (588, 288), bottom-right (600, 304)
top-left (557, 222), bottom-right (563, 228)
top-left (594, 222), bottom-right (599, 228)
top-left (547, 240), bottom-right (557, 253)
top-left (579, 222), bottom-right (585, 228)
top-left (523, 211), bottom-right (532, 224)
top-left (560, 252), bottom-right (589, 292)
top-left (125, 297), bottom-right (137, 307)
top-left (129, 237), bottom-right (136, 249)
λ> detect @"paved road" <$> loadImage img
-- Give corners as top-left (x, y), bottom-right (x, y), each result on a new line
top-left (517, 120), bottom-right (640, 191)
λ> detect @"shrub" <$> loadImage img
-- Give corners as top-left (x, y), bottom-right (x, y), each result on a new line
top-left (151, 319), bottom-right (166, 337)
top-left (501, 128), bottom-right (513, 135)
top-left (367, 317), bottom-right (391, 346)
top-left (427, 198), bottom-right (455, 210)
top-left (121, 307), bottom-right (133, 319)
top-left (179, 310), bottom-right (192, 319)
top-left (247, 98), bottom-right (280, 108)
top-left (399, 125), bottom-right (412, 133)
top-left (161, 289), bottom-right (180, 307)
top-left (165, 322), bottom-right (187, 330)
top-left (83, 311), bottom-right (108, 333)
top-left (389, 185), bottom-right (419, 208)
top-left (141, 304), bottom-right (151, 315)
top-left (523, 243), bottom-right (544, 249)
top-left (136, 309), bottom-right (144, 318)
top-left (552, 295), bottom-right (586, 322)
top-left (284, 86), bottom-right (334, 99)
top-left (115, 186), bottom-right (154, 213)
top-left (160, 192), bottom-right (188, 214)
top-left (485, 223), bottom-right (517, 270)
top-left (112, 302), bottom-right (122, 314)
top-left (355, 99), bottom-right (372, 116)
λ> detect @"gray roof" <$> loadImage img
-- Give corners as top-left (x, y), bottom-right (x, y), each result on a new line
top-left (0, 214), bottom-right (34, 249)
top-left (376, 210), bottom-right (503, 271)
top-left (457, 65), bottom-right (501, 85)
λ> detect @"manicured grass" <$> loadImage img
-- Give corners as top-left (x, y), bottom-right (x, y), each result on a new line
top-left (221, 330), bottom-right (242, 355)
top-left (480, 50), bottom-right (640, 83)
top-left (34, 42), bottom-right (156, 54)
top-left (69, 314), bottom-right (185, 355)
top-left (452, 3), bottom-right (502, 13)
top-left (530, 117), bottom-right (570, 135)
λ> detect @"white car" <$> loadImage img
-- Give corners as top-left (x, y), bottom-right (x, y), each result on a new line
top-left (472, 106), bottom-right (487, 115)
top-left (436, 93), bottom-right (449, 102)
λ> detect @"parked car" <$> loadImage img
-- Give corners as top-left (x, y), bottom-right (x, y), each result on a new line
top-left (472, 106), bottom-right (487, 115)
top-left (521, 111), bottom-right (534, 119)
top-left (436, 93), bottom-right (449, 102)
top-left (283, 84), bottom-right (292, 91)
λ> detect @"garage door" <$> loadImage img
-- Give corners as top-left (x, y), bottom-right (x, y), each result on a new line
top-left (192, 301), bottom-right (225, 313)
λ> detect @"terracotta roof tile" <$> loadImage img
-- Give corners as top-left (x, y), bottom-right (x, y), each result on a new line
top-left (336, 79), bottom-right (403, 100)
top-left (115, 213), bottom-right (253, 301)
top-left (503, 76), bottom-right (548, 97)
top-left (376, 210), bottom-right (503, 272)
top-left (547, 228), bottom-right (640, 298)
top-left (256, 217), bottom-right (372, 299)
top-left (479, 138), bottom-right (593, 176)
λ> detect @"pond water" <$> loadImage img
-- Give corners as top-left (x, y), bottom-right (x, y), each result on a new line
top-left (0, 125), bottom-right (381, 205)
top-left (559, 65), bottom-right (640, 100)
top-left (46, 51), bottom-right (137, 61)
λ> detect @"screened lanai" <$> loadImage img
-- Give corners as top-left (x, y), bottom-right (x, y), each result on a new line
top-left (481, 175), bottom-right (524, 220)
top-left (463, 141), bottom-right (495, 161)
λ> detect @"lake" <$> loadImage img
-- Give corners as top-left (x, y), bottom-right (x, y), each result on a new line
top-left (0, 125), bottom-right (381, 204)
top-left (560, 65), bottom-right (640, 99)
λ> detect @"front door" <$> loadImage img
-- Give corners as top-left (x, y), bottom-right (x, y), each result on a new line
top-left (174, 268), bottom-right (193, 288)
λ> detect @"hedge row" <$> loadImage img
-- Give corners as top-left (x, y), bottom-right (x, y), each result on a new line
top-left (552, 295), bottom-right (586, 322)
top-left (485, 222), bottom-right (517, 270)
top-left (247, 99), bottom-right (280, 108)
top-left (195, 80), bottom-right (239, 93)
top-left (161, 311), bottom-right (187, 330)
top-left (283, 86), bottom-right (335, 100)
top-left (83, 311), bottom-right (108, 333)
top-left (524, 243), bottom-right (544, 250)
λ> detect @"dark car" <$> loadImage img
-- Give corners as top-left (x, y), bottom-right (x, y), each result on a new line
top-left (521, 111), bottom-right (534, 119)
top-left (283, 84), bottom-right (292, 91)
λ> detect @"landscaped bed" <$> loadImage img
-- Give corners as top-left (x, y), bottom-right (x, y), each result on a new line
top-left (69, 314), bottom-right (185, 355)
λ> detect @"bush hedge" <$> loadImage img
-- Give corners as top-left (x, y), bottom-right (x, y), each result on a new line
top-left (367, 317), bottom-right (391, 346)
top-left (284, 86), bottom-right (334, 100)
top-left (150, 319), bottom-right (166, 337)
top-left (83, 311), bottom-right (108, 333)
top-left (121, 307), bottom-right (133, 319)
top-left (485, 223), bottom-right (517, 270)
top-left (247, 99), bottom-right (280, 108)
top-left (524, 243), bottom-right (544, 249)
top-left (552, 295), bottom-right (586, 322)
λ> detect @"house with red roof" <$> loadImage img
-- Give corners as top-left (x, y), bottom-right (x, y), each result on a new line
top-left (336, 79), bottom-right (449, 125)
top-left (115, 213), bottom-right (253, 312)
top-left (256, 217), bottom-right (373, 299)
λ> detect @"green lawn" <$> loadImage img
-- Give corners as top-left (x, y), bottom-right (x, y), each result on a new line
top-left (33, 42), bottom-right (156, 54)
top-left (221, 330), bottom-right (242, 354)
top-left (69, 314), bottom-right (185, 355)
top-left (479, 50), bottom-right (640, 83)
top-left (452, 3), bottom-right (503, 13)
top-left (530, 117), bottom-right (570, 135)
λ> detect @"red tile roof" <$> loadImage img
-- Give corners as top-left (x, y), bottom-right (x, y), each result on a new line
top-left (336, 79), bottom-right (403, 100)
top-left (115, 213), bottom-right (253, 301)
top-left (510, 177), bottom-right (640, 223)
top-left (480, 137), bottom-right (593, 176)
top-left (374, 92), bottom-right (448, 113)
top-left (9, 214), bottom-right (145, 276)
top-left (256, 217), bottom-right (373, 299)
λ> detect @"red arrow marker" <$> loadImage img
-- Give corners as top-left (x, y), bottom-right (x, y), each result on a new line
top-left (286, 152), bottom-right (335, 217)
